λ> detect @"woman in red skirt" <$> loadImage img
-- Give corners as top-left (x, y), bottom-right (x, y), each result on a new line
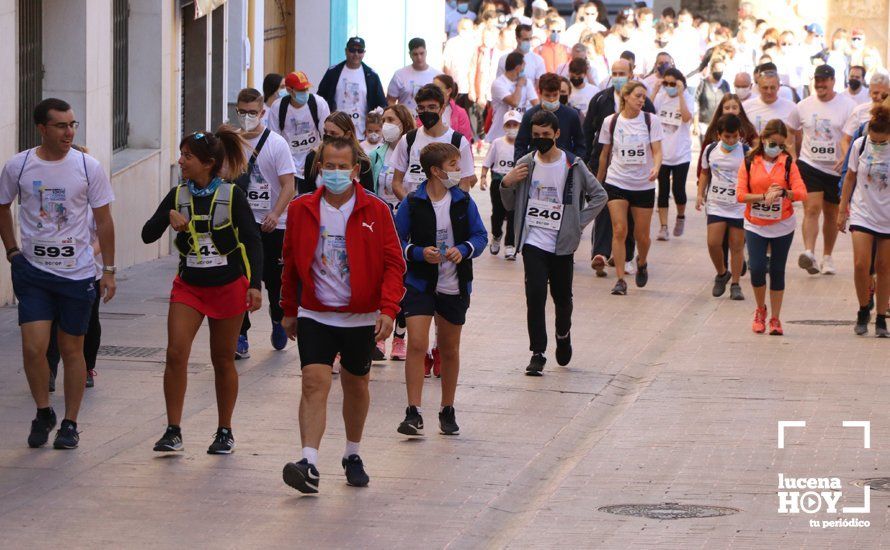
top-left (142, 127), bottom-right (263, 454)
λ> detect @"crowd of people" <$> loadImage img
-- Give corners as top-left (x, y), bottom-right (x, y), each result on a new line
top-left (0, 0), bottom-right (888, 497)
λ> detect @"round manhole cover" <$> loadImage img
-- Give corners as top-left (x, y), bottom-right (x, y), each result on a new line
top-left (598, 503), bottom-right (740, 520)
top-left (787, 320), bottom-right (854, 326)
top-left (853, 478), bottom-right (890, 491)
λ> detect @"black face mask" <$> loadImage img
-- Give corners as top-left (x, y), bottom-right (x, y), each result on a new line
top-left (712, 71), bottom-right (724, 81)
top-left (848, 79), bottom-right (862, 91)
top-left (559, 94), bottom-right (569, 105)
top-left (418, 111), bottom-right (440, 129)
top-left (570, 76), bottom-right (585, 87)
top-left (531, 137), bottom-right (555, 154)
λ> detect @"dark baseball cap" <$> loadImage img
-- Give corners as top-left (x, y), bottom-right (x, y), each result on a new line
top-left (814, 64), bottom-right (835, 79)
top-left (346, 37), bottom-right (365, 50)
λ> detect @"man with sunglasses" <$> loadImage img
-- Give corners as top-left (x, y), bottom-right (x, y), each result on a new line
top-left (317, 37), bottom-right (387, 141)
top-left (0, 98), bottom-right (117, 450)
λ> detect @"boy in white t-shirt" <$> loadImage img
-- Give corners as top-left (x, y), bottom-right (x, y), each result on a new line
top-left (481, 110), bottom-right (521, 259)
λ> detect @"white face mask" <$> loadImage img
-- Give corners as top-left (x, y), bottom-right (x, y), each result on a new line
top-left (366, 132), bottom-right (381, 144)
top-left (440, 169), bottom-right (462, 188)
top-left (504, 128), bottom-right (519, 139)
top-left (382, 122), bottom-right (402, 143)
top-left (735, 86), bottom-right (752, 100)
top-left (238, 113), bottom-right (261, 132)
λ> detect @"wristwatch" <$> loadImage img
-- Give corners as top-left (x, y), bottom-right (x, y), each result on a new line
top-left (102, 265), bottom-right (117, 274)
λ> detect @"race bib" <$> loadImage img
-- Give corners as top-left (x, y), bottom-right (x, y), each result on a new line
top-left (405, 152), bottom-right (424, 185)
top-left (494, 158), bottom-right (514, 175)
top-left (247, 179), bottom-right (272, 211)
top-left (617, 142), bottom-right (647, 165)
top-left (186, 235), bottom-right (226, 268)
top-left (809, 140), bottom-right (836, 162)
top-left (751, 197), bottom-right (783, 221)
top-left (659, 109), bottom-right (681, 127)
top-left (526, 198), bottom-right (563, 231)
top-left (708, 175), bottom-right (737, 205)
top-left (31, 237), bottom-right (77, 269)
top-left (289, 121), bottom-right (319, 156)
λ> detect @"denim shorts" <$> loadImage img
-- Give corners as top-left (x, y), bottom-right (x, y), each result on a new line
top-left (10, 254), bottom-right (97, 336)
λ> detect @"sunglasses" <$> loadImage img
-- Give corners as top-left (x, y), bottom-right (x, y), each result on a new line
top-left (348, 48), bottom-right (365, 54)
top-left (662, 81), bottom-right (677, 87)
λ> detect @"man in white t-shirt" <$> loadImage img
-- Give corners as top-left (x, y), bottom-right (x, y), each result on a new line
top-left (566, 57), bottom-right (599, 119)
top-left (387, 38), bottom-right (441, 113)
top-left (795, 65), bottom-right (856, 275)
top-left (233, 88), bottom-right (297, 357)
top-left (268, 71), bottom-right (331, 191)
top-left (840, 72), bottom-right (890, 161)
top-left (317, 37), bottom-right (388, 140)
top-left (556, 43), bottom-right (599, 86)
top-left (488, 52), bottom-right (539, 143)
top-left (562, 1), bottom-right (606, 47)
top-left (0, 98), bottom-right (117, 450)
top-left (843, 65), bottom-right (870, 106)
top-left (743, 70), bottom-right (801, 155)
top-left (497, 24), bottom-right (547, 87)
top-left (391, 84), bottom-right (477, 199)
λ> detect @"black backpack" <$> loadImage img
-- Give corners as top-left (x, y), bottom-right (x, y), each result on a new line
top-left (744, 154), bottom-right (792, 186)
top-left (233, 128), bottom-right (271, 193)
top-left (404, 129), bottom-right (464, 177)
top-left (277, 94), bottom-right (320, 133)
top-left (702, 141), bottom-right (750, 198)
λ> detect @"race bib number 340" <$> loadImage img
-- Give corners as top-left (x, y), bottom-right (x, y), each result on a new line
top-left (526, 198), bottom-right (563, 231)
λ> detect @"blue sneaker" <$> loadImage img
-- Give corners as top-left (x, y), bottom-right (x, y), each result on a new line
top-left (271, 321), bottom-right (287, 351)
top-left (235, 335), bottom-right (250, 360)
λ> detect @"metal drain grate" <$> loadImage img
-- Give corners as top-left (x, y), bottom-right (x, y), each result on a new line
top-left (598, 503), bottom-right (740, 520)
top-left (853, 478), bottom-right (890, 491)
top-left (97, 346), bottom-right (164, 358)
top-left (787, 320), bottom-right (854, 326)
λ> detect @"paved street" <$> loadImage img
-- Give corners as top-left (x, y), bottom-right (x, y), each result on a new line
top-left (1, 166), bottom-right (889, 548)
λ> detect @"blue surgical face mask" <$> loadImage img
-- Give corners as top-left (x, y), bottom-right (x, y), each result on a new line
top-left (278, 89), bottom-right (288, 99)
top-left (721, 140), bottom-right (740, 152)
top-left (519, 41), bottom-right (531, 54)
top-left (321, 169), bottom-right (354, 194)
top-left (550, 31), bottom-right (560, 43)
top-left (870, 138), bottom-right (889, 153)
top-left (517, 68), bottom-right (526, 79)
top-left (613, 76), bottom-right (628, 92)
top-left (665, 86), bottom-right (679, 97)
top-left (457, 2), bottom-right (469, 14)
top-left (542, 99), bottom-right (560, 111)
top-left (764, 144), bottom-right (782, 158)
top-left (292, 91), bottom-right (309, 106)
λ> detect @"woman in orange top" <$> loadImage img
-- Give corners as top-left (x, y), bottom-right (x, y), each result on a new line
top-left (736, 119), bottom-right (808, 335)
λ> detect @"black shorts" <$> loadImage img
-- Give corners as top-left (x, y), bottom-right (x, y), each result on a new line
top-left (296, 317), bottom-right (375, 376)
top-left (604, 183), bottom-right (656, 209)
top-left (707, 214), bottom-right (744, 229)
top-left (797, 160), bottom-right (840, 204)
top-left (850, 225), bottom-right (890, 239)
top-left (401, 284), bottom-right (470, 326)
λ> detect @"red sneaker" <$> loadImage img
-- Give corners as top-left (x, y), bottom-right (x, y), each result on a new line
top-left (768, 317), bottom-right (783, 336)
top-left (752, 306), bottom-right (767, 334)
top-left (423, 351), bottom-right (433, 378)
top-left (432, 347), bottom-right (441, 378)
top-left (390, 337), bottom-right (406, 361)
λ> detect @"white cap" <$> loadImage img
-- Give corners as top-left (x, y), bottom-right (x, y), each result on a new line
top-left (503, 110), bottom-right (522, 125)
top-left (531, 0), bottom-right (548, 10)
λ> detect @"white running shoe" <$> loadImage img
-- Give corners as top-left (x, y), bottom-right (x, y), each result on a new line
top-left (504, 246), bottom-right (516, 261)
top-left (489, 235), bottom-right (501, 255)
top-left (798, 250), bottom-right (819, 274)
top-left (624, 261), bottom-right (636, 275)
top-left (656, 226), bottom-right (670, 241)
top-left (820, 255), bottom-right (836, 275)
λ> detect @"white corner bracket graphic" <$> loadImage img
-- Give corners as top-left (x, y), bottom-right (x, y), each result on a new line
top-left (778, 421), bottom-right (806, 449)
top-left (842, 421), bottom-right (871, 449)
top-left (843, 486), bottom-right (871, 514)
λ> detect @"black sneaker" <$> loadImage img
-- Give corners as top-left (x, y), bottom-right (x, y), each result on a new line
top-left (86, 369), bottom-right (95, 388)
top-left (371, 344), bottom-right (385, 361)
top-left (439, 406), bottom-right (460, 435)
top-left (729, 284), bottom-right (745, 301)
top-left (877, 316), bottom-right (888, 338)
top-left (397, 406), bottom-right (424, 436)
top-left (634, 258), bottom-right (648, 288)
top-left (53, 420), bottom-right (79, 450)
top-left (283, 458), bottom-right (320, 494)
top-left (525, 353), bottom-right (546, 376)
top-left (555, 332), bottom-right (572, 366)
top-left (855, 309), bottom-right (870, 336)
top-left (712, 271), bottom-right (731, 297)
top-left (207, 427), bottom-right (235, 454)
top-left (342, 454), bottom-right (370, 487)
top-left (153, 426), bottom-right (183, 452)
top-left (611, 279), bottom-right (627, 296)
top-left (48, 370), bottom-right (56, 393)
top-left (741, 259), bottom-right (747, 277)
top-left (28, 409), bottom-right (57, 448)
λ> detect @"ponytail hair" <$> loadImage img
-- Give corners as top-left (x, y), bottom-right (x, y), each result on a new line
top-left (747, 118), bottom-right (787, 159)
top-left (869, 105), bottom-right (890, 134)
top-left (179, 124), bottom-right (248, 180)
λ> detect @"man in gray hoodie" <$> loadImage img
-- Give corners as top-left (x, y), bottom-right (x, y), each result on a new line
top-left (501, 110), bottom-right (607, 376)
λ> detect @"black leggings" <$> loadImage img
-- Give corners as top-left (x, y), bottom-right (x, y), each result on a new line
top-left (746, 230), bottom-right (794, 291)
top-left (241, 227), bottom-right (285, 335)
top-left (489, 174), bottom-right (515, 244)
top-left (657, 162), bottom-right (690, 208)
top-left (47, 285), bottom-right (102, 374)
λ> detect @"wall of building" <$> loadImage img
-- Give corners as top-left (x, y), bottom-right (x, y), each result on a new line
top-left (0, 0), bottom-right (16, 302)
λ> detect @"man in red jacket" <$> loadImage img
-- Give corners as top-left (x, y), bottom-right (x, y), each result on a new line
top-left (280, 137), bottom-right (405, 494)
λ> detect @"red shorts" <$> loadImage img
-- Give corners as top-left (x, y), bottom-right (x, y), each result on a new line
top-left (170, 276), bottom-right (249, 319)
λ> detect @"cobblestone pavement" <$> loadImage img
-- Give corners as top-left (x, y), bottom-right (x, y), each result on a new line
top-left (1, 163), bottom-right (888, 548)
